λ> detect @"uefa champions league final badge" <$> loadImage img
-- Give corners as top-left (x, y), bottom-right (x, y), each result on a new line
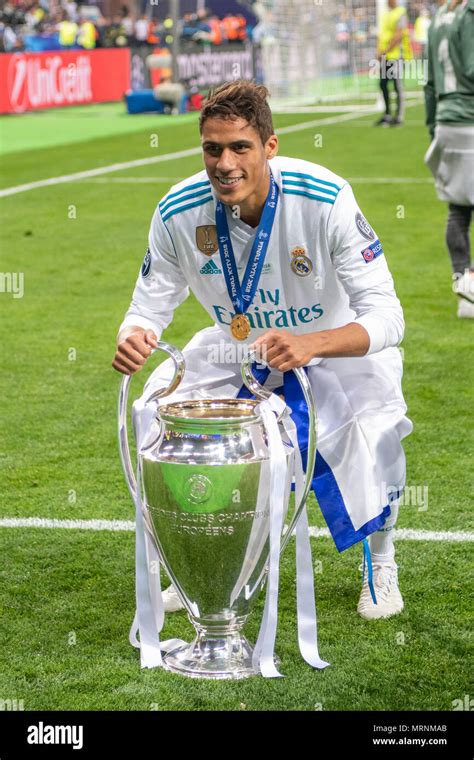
top-left (215, 169), bottom-right (279, 341)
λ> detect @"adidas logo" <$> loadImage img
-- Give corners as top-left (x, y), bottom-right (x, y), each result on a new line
top-left (200, 260), bottom-right (222, 275)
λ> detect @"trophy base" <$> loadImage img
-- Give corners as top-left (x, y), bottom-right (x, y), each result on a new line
top-left (162, 631), bottom-right (258, 680)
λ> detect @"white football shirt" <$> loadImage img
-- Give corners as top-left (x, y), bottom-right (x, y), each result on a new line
top-left (120, 156), bottom-right (404, 354)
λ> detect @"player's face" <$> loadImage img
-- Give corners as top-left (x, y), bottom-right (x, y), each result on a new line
top-left (201, 117), bottom-right (278, 208)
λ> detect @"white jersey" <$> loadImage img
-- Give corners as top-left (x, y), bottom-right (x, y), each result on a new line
top-left (120, 156), bottom-right (404, 355)
top-left (121, 155), bottom-right (412, 554)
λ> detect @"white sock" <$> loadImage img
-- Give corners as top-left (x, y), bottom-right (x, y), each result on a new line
top-left (369, 501), bottom-right (399, 563)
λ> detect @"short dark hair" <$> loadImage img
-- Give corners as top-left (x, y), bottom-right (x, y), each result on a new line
top-left (199, 80), bottom-right (274, 145)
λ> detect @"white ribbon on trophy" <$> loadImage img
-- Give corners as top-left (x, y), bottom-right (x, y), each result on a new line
top-left (252, 394), bottom-right (329, 676)
top-left (128, 386), bottom-right (329, 676)
top-left (128, 397), bottom-right (183, 668)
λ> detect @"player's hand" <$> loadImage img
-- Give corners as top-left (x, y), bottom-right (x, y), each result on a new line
top-left (112, 327), bottom-right (158, 375)
top-left (251, 329), bottom-right (316, 372)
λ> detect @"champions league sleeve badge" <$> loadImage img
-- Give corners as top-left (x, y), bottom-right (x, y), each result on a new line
top-left (290, 246), bottom-right (313, 277)
top-left (196, 225), bottom-right (218, 256)
top-left (361, 239), bottom-right (384, 263)
top-left (355, 212), bottom-right (376, 242)
top-left (141, 248), bottom-right (151, 278)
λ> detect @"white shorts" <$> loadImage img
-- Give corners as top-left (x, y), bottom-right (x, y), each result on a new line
top-left (425, 124), bottom-right (474, 206)
top-left (138, 325), bottom-right (413, 552)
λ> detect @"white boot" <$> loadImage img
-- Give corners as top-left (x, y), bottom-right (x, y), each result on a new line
top-left (162, 584), bottom-right (185, 612)
top-left (454, 270), bottom-right (474, 304)
top-left (457, 299), bottom-right (474, 319)
top-left (357, 561), bottom-right (404, 620)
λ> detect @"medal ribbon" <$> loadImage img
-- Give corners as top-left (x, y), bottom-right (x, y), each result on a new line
top-left (215, 168), bottom-right (279, 316)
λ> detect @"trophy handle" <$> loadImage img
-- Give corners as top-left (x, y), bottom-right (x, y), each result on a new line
top-left (241, 350), bottom-right (317, 553)
top-left (117, 341), bottom-right (186, 501)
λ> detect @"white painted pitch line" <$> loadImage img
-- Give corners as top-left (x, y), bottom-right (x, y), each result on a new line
top-left (0, 517), bottom-right (136, 531)
top-left (0, 517), bottom-right (472, 542)
top-left (387, 528), bottom-right (474, 543)
top-left (274, 109), bottom-right (426, 117)
top-left (347, 177), bottom-right (434, 184)
top-left (339, 120), bottom-right (428, 127)
top-left (78, 176), bottom-right (185, 184)
top-left (272, 104), bottom-right (379, 113)
top-left (274, 108), bottom-right (377, 135)
top-left (4, 103), bottom-right (429, 198)
top-left (272, 93), bottom-right (423, 113)
top-left (79, 175), bottom-right (434, 186)
top-left (309, 527), bottom-right (474, 542)
top-left (0, 109), bottom-right (379, 199)
top-left (0, 146), bottom-right (202, 199)
top-left (0, 517), bottom-right (135, 532)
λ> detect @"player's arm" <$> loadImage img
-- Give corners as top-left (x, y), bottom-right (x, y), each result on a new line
top-left (326, 184), bottom-right (404, 352)
top-left (253, 185), bottom-right (404, 371)
top-left (380, 29), bottom-right (403, 55)
top-left (380, 13), bottom-right (406, 55)
top-left (459, 7), bottom-right (474, 83)
top-left (252, 324), bottom-right (369, 371)
top-left (424, 21), bottom-right (437, 139)
top-left (113, 326), bottom-right (158, 375)
top-left (113, 207), bottom-right (189, 375)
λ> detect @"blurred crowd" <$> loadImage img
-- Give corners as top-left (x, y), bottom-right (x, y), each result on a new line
top-left (0, 1), bottom-right (250, 53)
top-left (249, 1), bottom-right (437, 65)
top-left (0, 1), bottom-right (440, 56)
top-left (332, 1), bottom-right (435, 55)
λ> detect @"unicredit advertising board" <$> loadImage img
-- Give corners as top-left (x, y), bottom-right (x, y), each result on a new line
top-left (0, 49), bottom-right (130, 114)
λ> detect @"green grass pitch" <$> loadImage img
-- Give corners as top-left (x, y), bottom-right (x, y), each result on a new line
top-left (0, 100), bottom-right (472, 711)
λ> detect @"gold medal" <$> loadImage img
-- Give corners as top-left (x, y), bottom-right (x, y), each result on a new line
top-left (231, 314), bottom-right (251, 341)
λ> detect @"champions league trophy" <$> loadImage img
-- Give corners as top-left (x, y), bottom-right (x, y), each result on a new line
top-left (118, 342), bottom-right (318, 679)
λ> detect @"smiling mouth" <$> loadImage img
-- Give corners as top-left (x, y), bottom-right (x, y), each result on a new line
top-left (215, 176), bottom-right (244, 189)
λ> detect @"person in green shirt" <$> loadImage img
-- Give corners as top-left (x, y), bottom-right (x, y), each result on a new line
top-left (424, 0), bottom-right (474, 318)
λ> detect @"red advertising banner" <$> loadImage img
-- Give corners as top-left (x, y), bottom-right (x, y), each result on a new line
top-left (0, 48), bottom-right (130, 114)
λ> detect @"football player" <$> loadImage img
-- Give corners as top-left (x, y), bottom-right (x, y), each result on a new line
top-left (113, 81), bottom-right (412, 620)
top-left (424, 0), bottom-right (474, 318)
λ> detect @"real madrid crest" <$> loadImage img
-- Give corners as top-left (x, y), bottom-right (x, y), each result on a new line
top-left (196, 225), bottom-right (218, 256)
top-left (290, 246), bottom-right (313, 277)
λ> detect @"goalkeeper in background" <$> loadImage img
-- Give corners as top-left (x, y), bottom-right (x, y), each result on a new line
top-left (424, 0), bottom-right (474, 318)
top-left (375, 0), bottom-right (412, 127)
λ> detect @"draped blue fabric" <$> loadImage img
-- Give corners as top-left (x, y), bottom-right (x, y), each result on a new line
top-left (237, 366), bottom-right (390, 552)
